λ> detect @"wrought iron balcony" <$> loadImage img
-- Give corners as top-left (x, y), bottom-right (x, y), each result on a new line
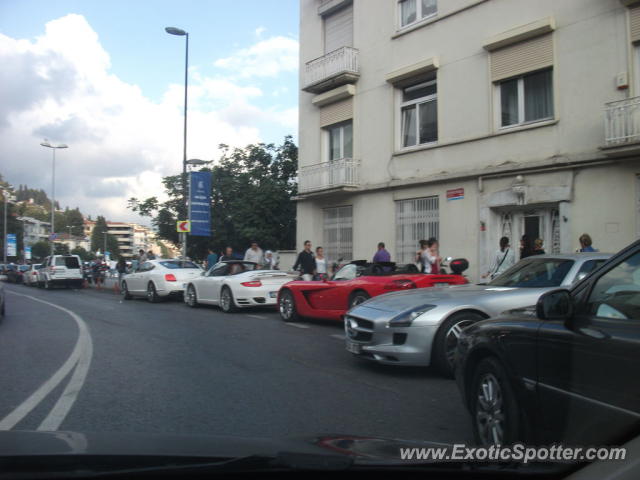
top-left (604, 96), bottom-right (640, 147)
top-left (298, 158), bottom-right (360, 194)
top-left (303, 46), bottom-right (359, 94)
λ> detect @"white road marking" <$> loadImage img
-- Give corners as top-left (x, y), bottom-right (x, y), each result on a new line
top-left (286, 322), bottom-right (310, 329)
top-left (247, 314), bottom-right (267, 320)
top-left (331, 334), bottom-right (345, 340)
top-left (0, 290), bottom-right (93, 431)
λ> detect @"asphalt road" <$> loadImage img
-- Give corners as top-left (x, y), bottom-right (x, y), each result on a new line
top-left (0, 281), bottom-right (472, 443)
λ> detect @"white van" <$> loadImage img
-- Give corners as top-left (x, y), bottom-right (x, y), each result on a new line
top-left (38, 255), bottom-right (84, 289)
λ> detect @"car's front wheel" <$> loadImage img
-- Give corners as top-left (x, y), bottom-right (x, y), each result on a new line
top-left (186, 285), bottom-right (198, 308)
top-left (147, 282), bottom-right (160, 303)
top-left (433, 311), bottom-right (484, 377)
top-left (470, 357), bottom-right (521, 446)
top-left (121, 281), bottom-right (132, 300)
top-left (278, 289), bottom-right (299, 322)
top-left (348, 290), bottom-right (370, 309)
top-left (219, 286), bottom-right (237, 313)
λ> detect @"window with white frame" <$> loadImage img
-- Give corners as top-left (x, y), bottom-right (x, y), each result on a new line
top-left (498, 68), bottom-right (553, 128)
top-left (399, 0), bottom-right (437, 29)
top-left (400, 76), bottom-right (437, 148)
top-left (323, 206), bottom-right (353, 261)
top-left (395, 196), bottom-right (439, 264)
top-left (326, 121), bottom-right (353, 161)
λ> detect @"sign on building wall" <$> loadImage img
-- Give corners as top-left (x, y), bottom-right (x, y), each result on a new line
top-left (6, 234), bottom-right (16, 257)
top-left (446, 188), bottom-right (464, 201)
top-left (189, 171), bottom-right (212, 237)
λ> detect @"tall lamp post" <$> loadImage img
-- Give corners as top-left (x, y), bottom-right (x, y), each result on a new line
top-left (40, 141), bottom-right (68, 255)
top-left (165, 26), bottom-right (189, 259)
top-left (1, 186), bottom-right (14, 265)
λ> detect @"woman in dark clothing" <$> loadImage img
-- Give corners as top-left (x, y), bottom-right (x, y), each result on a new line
top-left (520, 235), bottom-right (535, 259)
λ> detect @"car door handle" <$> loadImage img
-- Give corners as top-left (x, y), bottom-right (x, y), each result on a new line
top-left (578, 327), bottom-right (608, 340)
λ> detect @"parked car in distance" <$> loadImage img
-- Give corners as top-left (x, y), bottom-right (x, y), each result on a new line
top-left (7, 265), bottom-right (29, 284)
top-left (23, 264), bottom-right (43, 286)
top-left (278, 260), bottom-right (469, 324)
top-left (38, 255), bottom-right (84, 289)
top-left (344, 253), bottom-right (611, 377)
top-left (455, 241), bottom-right (640, 447)
top-left (185, 261), bottom-right (298, 313)
top-left (121, 259), bottom-right (203, 303)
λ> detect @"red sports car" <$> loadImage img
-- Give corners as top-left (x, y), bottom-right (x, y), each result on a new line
top-left (278, 260), bottom-right (468, 322)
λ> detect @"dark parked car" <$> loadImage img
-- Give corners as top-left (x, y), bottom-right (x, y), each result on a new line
top-left (455, 240), bottom-right (640, 447)
top-left (6, 265), bottom-right (29, 283)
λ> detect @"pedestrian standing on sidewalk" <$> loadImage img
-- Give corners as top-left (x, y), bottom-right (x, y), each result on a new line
top-left (314, 246), bottom-right (329, 281)
top-left (115, 257), bottom-right (127, 293)
top-left (520, 235), bottom-right (534, 259)
top-left (532, 238), bottom-right (545, 255)
top-left (138, 249), bottom-right (147, 263)
top-left (244, 241), bottom-right (264, 267)
top-left (92, 257), bottom-right (104, 290)
top-left (220, 246), bottom-right (234, 262)
top-left (293, 240), bottom-right (315, 281)
top-left (147, 250), bottom-right (156, 260)
top-left (482, 236), bottom-right (515, 280)
top-left (577, 233), bottom-right (598, 252)
top-left (206, 248), bottom-right (219, 269)
top-left (264, 250), bottom-right (278, 270)
top-left (372, 242), bottom-right (391, 263)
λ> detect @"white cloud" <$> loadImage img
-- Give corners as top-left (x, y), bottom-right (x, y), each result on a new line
top-left (213, 36), bottom-right (299, 78)
top-left (255, 26), bottom-right (266, 38)
top-left (0, 14), bottom-right (297, 224)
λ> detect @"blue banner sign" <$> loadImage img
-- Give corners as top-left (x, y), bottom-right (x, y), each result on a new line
top-left (189, 171), bottom-right (212, 237)
top-left (6, 233), bottom-right (17, 257)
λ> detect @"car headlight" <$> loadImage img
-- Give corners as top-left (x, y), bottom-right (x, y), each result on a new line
top-left (388, 305), bottom-right (436, 327)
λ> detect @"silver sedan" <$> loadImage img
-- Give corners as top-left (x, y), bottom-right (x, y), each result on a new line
top-left (344, 253), bottom-right (610, 377)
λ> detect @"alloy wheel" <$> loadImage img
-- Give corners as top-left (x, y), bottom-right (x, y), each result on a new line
top-left (187, 286), bottom-right (197, 307)
top-left (280, 292), bottom-right (293, 319)
top-left (475, 372), bottom-right (505, 446)
top-left (444, 319), bottom-right (475, 368)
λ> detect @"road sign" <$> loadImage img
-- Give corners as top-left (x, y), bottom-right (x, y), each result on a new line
top-left (6, 234), bottom-right (17, 256)
top-left (25, 246), bottom-right (32, 260)
top-left (177, 220), bottom-right (191, 233)
top-left (49, 233), bottom-right (57, 241)
top-left (446, 188), bottom-right (464, 201)
top-left (189, 171), bottom-right (212, 237)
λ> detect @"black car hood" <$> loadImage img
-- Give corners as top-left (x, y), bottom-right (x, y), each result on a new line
top-left (0, 429), bottom-right (448, 462)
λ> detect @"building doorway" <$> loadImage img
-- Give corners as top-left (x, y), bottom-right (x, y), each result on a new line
top-left (496, 206), bottom-right (559, 259)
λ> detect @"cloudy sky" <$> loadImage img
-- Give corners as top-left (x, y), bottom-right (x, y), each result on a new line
top-left (0, 0), bottom-right (299, 225)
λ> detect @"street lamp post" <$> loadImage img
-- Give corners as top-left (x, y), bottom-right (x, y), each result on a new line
top-left (40, 141), bottom-right (68, 255)
top-left (165, 26), bottom-right (189, 259)
top-left (1, 186), bottom-right (13, 265)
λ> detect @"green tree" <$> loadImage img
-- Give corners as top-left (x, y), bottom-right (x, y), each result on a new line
top-left (70, 246), bottom-right (92, 260)
top-left (128, 137), bottom-right (298, 260)
top-left (30, 241), bottom-right (50, 260)
top-left (90, 216), bottom-right (120, 257)
top-left (54, 243), bottom-right (69, 255)
top-left (65, 208), bottom-right (85, 236)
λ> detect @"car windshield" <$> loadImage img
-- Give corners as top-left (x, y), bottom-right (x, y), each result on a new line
top-left (55, 257), bottom-right (80, 269)
top-left (159, 260), bottom-right (200, 269)
top-left (227, 262), bottom-right (257, 275)
top-left (488, 258), bottom-right (575, 287)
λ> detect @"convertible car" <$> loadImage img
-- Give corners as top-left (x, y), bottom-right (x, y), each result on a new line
top-left (277, 260), bottom-right (468, 323)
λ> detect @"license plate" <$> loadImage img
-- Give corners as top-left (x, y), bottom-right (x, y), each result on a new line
top-left (346, 341), bottom-right (362, 354)
top-left (269, 291), bottom-right (277, 298)
top-left (434, 282), bottom-right (449, 287)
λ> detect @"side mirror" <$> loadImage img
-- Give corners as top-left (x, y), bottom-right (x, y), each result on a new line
top-left (536, 289), bottom-right (573, 321)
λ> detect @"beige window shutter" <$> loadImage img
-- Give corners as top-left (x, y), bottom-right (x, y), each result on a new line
top-left (631, 5), bottom-right (640, 43)
top-left (320, 98), bottom-right (353, 127)
top-left (490, 33), bottom-right (553, 82)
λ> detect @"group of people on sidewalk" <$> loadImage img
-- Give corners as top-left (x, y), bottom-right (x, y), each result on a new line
top-left (205, 242), bottom-right (278, 271)
top-left (482, 233), bottom-right (598, 280)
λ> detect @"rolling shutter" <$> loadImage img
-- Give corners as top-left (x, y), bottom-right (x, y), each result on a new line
top-left (631, 5), bottom-right (640, 43)
top-left (320, 98), bottom-right (353, 127)
top-left (490, 33), bottom-right (553, 82)
top-left (324, 4), bottom-right (353, 53)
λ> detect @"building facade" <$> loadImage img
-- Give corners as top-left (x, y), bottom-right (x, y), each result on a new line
top-left (18, 216), bottom-right (51, 246)
top-left (297, 0), bottom-right (640, 281)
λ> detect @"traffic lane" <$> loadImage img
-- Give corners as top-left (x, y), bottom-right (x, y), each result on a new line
top-left (0, 285), bottom-right (80, 426)
top-left (5, 287), bottom-right (472, 443)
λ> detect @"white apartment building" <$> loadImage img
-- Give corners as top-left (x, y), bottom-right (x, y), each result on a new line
top-left (18, 216), bottom-right (50, 246)
top-left (297, 0), bottom-right (640, 280)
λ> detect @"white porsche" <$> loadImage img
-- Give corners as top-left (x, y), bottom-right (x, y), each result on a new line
top-left (121, 259), bottom-right (203, 302)
top-left (184, 260), bottom-right (297, 313)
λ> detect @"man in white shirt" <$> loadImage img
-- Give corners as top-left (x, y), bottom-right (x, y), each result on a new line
top-left (243, 241), bottom-right (264, 267)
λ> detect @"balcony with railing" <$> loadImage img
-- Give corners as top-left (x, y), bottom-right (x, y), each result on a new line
top-left (298, 158), bottom-right (360, 195)
top-left (303, 46), bottom-right (359, 94)
top-left (604, 96), bottom-right (640, 154)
